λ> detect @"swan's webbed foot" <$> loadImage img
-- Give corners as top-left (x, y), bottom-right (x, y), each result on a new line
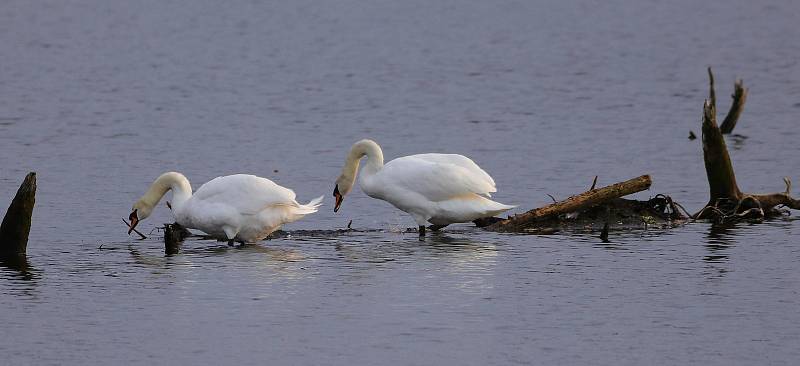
top-left (227, 240), bottom-right (235, 247)
top-left (418, 225), bottom-right (426, 237)
top-left (428, 224), bottom-right (448, 231)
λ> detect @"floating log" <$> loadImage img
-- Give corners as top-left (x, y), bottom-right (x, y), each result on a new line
top-left (1, 172), bottom-right (36, 255)
top-left (695, 68), bottom-right (800, 221)
top-left (486, 175), bottom-right (654, 232)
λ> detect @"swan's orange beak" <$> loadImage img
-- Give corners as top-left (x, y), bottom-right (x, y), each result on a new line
top-left (333, 185), bottom-right (343, 213)
top-left (128, 209), bottom-right (139, 235)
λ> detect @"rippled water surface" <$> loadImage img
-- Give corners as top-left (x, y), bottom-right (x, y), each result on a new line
top-left (2, 1), bottom-right (800, 364)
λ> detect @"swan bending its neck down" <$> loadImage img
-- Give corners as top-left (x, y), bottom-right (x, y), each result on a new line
top-left (129, 172), bottom-right (322, 244)
top-left (333, 139), bottom-right (514, 236)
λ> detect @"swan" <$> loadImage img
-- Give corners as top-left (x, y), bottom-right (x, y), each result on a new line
top-left (127, 172), bottom-right (322, 244)
top-left (333, 139), bottom-right (515, 235)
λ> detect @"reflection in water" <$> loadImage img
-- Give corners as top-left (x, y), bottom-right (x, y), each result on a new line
top-left (333, 230), bottom-right (497, 263)
top-left (128, 240), bottom-right (306, 265)
top-left (333, 230), bottom-right (499, 294)
top-left (705, 222), bottom-right (736, 261)
top-left (425, 231), bottom-right (491, 250)
top-left (703, 222), bottom-right (738, 279)
top-left (0, 253), bottom-right (36, 281)
top-left (593, 237), bottom-right (626, 251)
top-left (184, 242), bottom-right (307, 262)
top-left (728, 134), bottom-right (748, 151)
top-left (127, 239), bottom-right (311, 284)
top-left (426, 232), bottom-right (499, 294)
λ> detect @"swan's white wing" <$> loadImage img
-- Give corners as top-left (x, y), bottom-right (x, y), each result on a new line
top-left (192, 174), bottom-right (298, 215)
top-left (377, 155), bottom-right (497, 202)
top-left (412, 154), bottom-right (496, 192)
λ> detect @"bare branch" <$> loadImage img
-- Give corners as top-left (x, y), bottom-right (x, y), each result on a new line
top-left (720, 78), bottom-right (748, 134)
top-left (122, 218), bottom-right (147, 240)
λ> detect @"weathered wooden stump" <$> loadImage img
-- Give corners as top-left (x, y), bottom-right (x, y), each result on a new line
top-left (1, 172), bottom-right (37, 255)
top-left (164, 223), bottom-right (189, 255)
top-left (695, 68), bottom-right (800, 222)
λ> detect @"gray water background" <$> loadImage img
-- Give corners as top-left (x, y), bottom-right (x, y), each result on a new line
top-left (1, 0), bottom-right (800, 364)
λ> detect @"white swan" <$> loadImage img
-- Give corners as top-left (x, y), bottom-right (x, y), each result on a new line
top-left (128, 172), bottom-right (322, 244)
top-left (333, 139), bottom-right (514, 235)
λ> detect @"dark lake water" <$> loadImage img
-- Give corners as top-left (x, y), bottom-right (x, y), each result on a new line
top-left (2, 0), bottom-right (800, 364)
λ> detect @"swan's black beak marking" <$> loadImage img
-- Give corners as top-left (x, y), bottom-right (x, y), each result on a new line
top-left (128, 209), bottom-right (139, 235)
top-left (333, 185), bottom-right (343, 213)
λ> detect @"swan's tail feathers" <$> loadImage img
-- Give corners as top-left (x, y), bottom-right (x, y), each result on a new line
top-left (435, 196), bottom-right (516, 223)
top-left (295, 195), bottom-right (324, 214)
top-left (485, 202), bottom-right (516, 217)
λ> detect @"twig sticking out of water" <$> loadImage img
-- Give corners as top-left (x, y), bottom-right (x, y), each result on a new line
top-left (122, 218), bottom-right (147, 239)
top-left (600, 222), bottom-right (610, 243)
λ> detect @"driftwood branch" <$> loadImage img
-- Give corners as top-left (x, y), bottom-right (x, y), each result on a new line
top-left (486, 175), bottom-right (652, 232)
top-left (695, 68), bottom-right (798, 221)
top-left (1, 172), bottom-right (36, 255)
top-left (720, 78), bottom-right (748, 134)
top-left (748, 177), bottom-right (800, 211)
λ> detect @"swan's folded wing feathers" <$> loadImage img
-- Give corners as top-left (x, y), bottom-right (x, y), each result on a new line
top-left (381, 156), bottom-right (496, 201)
top-left (412, 153), bottom-right (496, 191)
top-left (192, 174), bottom-right (299, 215)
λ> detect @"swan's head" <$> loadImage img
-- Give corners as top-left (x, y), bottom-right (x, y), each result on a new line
top-left (128, 200), bottom-right (153, 234)
top-left (333, 139), bottom-right (383, 212)
top-left (332, 175), bottom-right (354, 213)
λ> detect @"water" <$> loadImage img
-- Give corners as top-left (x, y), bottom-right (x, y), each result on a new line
top-left (2, 0), bottom-right (800, 364)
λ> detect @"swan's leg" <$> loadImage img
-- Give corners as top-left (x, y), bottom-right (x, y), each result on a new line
top-left (223, 226), bottom-right (238, 247)
top-left (411, 213), bottom-right (429, 237)
top-left (428, 224), bottom-right (448, 231)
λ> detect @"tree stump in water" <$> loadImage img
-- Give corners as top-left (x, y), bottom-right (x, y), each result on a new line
top-left (695, 68), bottom-right (800, 222)
top-left (1, 172), bottom-right (36, 255)
top-left (164, 223), bottom-right (190, 255)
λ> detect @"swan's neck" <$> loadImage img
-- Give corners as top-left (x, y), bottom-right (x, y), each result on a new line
top-left (338, 139), bottom-right (384, 194)
top-left (351, 139), bottom-right (384, 175)
top-left (139, 172), bottom-right (193, 213)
